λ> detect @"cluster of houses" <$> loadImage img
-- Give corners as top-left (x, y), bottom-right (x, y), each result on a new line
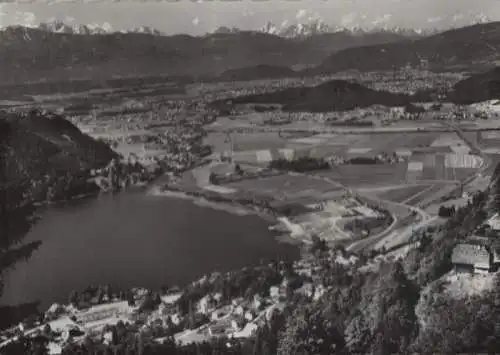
top-left (451, 213), bottom-right (500, 274)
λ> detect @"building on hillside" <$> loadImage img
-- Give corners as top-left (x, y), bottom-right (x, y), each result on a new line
top-left (451, 243), bottom-right (496, 273)
top-left (486, 213), bottom-right (500, 231)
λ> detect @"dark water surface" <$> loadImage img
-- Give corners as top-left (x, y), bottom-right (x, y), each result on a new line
top-left (0, 190), bottom-right (299, 309)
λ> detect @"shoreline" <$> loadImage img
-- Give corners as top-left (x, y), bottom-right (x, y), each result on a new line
top-left (148, 183), bottom-right (306, 247)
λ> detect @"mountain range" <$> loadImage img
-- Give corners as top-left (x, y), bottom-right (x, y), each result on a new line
top-left (14, 19), bottom-right (430, 39)
top-left (314, 21), bottom-right (500, 74)
top-left (258, 20), bottom-right (432, 39)
top-left (0, 24), bottom-right (419, 84)
top-left (36, 20), bottom-right (163, 36)
top-left (1, 20), bottom-right (500, 85)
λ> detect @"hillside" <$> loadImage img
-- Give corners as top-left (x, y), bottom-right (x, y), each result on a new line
top-left (0, 27), bottom-right (419, 84)
top-left (217, 79), bottom-right (411, 112)
top-left (0, 110), bottom-right (117, 202)
top-left (217, 65), bottom-right (297, 82)
top-left (447, 67), bottom-right (500, 104)
top-left (315, 21), bottom-right (500, 73)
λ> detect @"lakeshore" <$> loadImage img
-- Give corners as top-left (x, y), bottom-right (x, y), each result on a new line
top-left (0, 189), bottom-right (300, 310)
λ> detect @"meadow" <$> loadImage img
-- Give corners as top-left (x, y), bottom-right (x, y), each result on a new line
top-left (223, 173), bottom-right (340, 202)
top-left (376, 184), bottom-right (431, 204)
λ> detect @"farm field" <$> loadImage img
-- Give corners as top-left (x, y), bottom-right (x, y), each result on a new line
top-left (485, 154), bottom-right (500, 175)
top-left (203, 132), bottom-right (288, 153)
top-left (406, 152), bottom-right (482, 181)
top-left (376, 184), bottom-right (431, 204)
top-left (316, 164), bottom-right (408, 188)
top-left (223, 173), bottom-right (341, 201)
top-left (403, 183), bottom-right (454, 207)
top-left (285, 132), bottom-right (444, 158)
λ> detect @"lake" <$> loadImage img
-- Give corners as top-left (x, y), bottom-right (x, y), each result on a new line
top-left (0, 189), bottom-right (299, 309)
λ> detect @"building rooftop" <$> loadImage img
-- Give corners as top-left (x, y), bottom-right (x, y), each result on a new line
top-left (451, 243), bottom-right (491, 269)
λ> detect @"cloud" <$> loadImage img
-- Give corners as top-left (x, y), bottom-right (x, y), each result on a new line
top-left (14, 11), bottom-right (36, 27)
top-left (296, 9), bottom-right (307, 20)
top-left (340, 12), bottom-right (357, 27)
top-left (242, 9), bottom-right (255, 17)
top-left (371, 14), bottom-right (392, 26)
top-left (0, 4), bottom-right (5, 28)
top-left (192, 17), bottom-right (199, 26)
top-left (427, 16), bottom-right (442, 23)
top-left (101, 21), bottom-right (112, 31)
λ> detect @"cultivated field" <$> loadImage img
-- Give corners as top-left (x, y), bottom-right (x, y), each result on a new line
top-left (404, 183), bottom-right (455, 207)
top-left (316, 164), bottom-right (408, 187)
top-left (376, 184), bottom-right (432, 204)
top-left (204, 132), bottom-right (288, 153)
top-left (223, 174), bottom-right (341, 202)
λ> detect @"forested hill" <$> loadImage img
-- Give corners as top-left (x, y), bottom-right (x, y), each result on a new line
top-left (0, 109), bottom-right (117, 203)
top-left (447, 67), bottom-right (500, 104)
top-left (214, 79), bottom-right (411, 112)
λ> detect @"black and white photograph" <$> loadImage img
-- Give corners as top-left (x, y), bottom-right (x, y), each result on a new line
top-left (1, 0), bottom-right (500, 353)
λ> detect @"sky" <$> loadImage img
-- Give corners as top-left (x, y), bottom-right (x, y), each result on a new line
top-left (0, 0), bottom-right (499, 35)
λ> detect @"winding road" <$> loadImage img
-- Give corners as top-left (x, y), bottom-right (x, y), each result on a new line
top-left (203, 120), bottom-right (491, 254)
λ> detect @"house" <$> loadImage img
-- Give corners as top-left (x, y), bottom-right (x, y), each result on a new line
top-left (269, 286), bottom-right (280, 300)
top-left (211, 306), bottom-right (232, 321)
top-left (486, 213), bottom-right (500, 231)
top-left (230, 317), bottom-right (246, 332)
top-left (208, 323), bottom-right (230, 337)
top-left (198, 294), bottom-right (217, 315)
top-left (294, 283), bottom-right (315, 298)
top-left (451, 243), bottom-right (495, 273)
top-left (252, 295), bottom-right (263, 310)
top-left (244, 310), bottom-right (255, 322)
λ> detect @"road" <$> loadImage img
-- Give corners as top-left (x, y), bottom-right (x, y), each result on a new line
top-left (206, 120), bottom-right (490, 254)
top-left (304, 172), bottom-right (430, 253)
top-left (353, 121), bottom-right (491, 254)
top-left (325, 121), bottom-right (490, 253)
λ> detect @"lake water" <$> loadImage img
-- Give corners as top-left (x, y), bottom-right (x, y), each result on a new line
top-left (0, 189), bottom-right (299, 309)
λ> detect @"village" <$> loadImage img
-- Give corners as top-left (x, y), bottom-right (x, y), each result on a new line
top-left (0, 244), bottom-right (359, 353)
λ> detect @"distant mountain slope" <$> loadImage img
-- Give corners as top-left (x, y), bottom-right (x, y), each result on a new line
top-left (0, 25), bottom-right (422, 84)
top-left (214, 79), bottom-right (410, 112)
top-left (260, 20), bottom-right (430, 39)
top-left (315, 22), bottom-right (500, 74)
top-left (447, 67), bottom-right (500, 104)
top-left (35, 20), bottom-right (162, 36)
top-left (0, 110), bottom-right (117, 201)
top-left (217, 65), bottom-right (297, 82)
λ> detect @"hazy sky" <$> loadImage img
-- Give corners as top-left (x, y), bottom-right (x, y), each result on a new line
top-left (0, 0), bottom-right (498, 35)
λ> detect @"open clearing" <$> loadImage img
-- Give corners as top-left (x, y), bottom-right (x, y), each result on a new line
top-left (316, 164), bottom-right (408, 187)
top-left (376, 184), bottom-right (431, 203)
top-left (223, 174), bottom-right (340, 201)
top-left (404, 183), bottom-right (455, 207)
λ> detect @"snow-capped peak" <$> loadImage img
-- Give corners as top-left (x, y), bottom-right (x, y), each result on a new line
top-left (260, 19), bottom-right (431, 38)
top-left (34, 20), bottom-right (162, 36)
top-left (127, 26), bottom-right (163, 35)
top-left (261, 19), bottom-right (336, 38)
